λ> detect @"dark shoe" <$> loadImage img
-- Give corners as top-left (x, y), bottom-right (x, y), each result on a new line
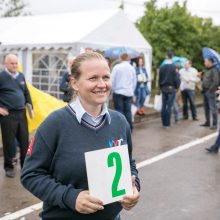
top-left (206, 147), bottom-right (219, 153)
top-left (182, 117), bottom-right (188, 120)
top-left (193, 118), bottom-right (199, 121)
top-left (200, 123), bottom-right (210, 127)
top-left (5, 169), bottom-right (15, 178)
top-left (210, 126), bottom-right (217, 130)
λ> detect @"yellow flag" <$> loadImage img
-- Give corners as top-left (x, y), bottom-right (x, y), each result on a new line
top-left (26, 83), bottom-right (67, 133)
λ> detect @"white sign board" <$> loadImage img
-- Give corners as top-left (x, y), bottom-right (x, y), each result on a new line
top-left (85, 145), bottom-right (133, 205)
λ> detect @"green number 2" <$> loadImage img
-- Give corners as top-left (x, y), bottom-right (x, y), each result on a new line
top-left (107, 152), bottom-right (126, 198)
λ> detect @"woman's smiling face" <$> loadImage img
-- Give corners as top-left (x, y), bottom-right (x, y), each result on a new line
top-left (71, 58), bottom-right (112, 107)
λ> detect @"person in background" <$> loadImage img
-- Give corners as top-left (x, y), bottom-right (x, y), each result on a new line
top-left (200, 57), bottom-right (219, 130)
top-left (173, 61), bottom-right (181, 123)
top-left (60, 56), bottom-right (75, 102)
top-left (206, 86), bottom-right (220, 153)
top-left (85, 47), bottom-right (93, 53)
top-left (0, 54), bottom-right (33, 178)
top-left (21, 52), bottom-right (140, 220)
top-left (159, 51), bottom-right (180, 128)
top-left (111, 53), bottom-right (137, 130)
top-left (179, 60), bottom-right (200, 121)
top-left (135, 57), bottom-right (150, 115)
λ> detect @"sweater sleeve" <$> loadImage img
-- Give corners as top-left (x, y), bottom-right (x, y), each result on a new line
top-left (21, 116), bottom-right (83, 211)
top-left (23, 80), bottom-right (33, 107)
top-left (125, 120), bottom-right (140, 191)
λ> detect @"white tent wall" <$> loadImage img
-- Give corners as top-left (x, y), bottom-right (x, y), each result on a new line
top-left (22, 50), bottom-right (33, 84)
top-left (81, 11), bottom-right (152, 51)
top-left (0, 9), bottom-right (152, 100)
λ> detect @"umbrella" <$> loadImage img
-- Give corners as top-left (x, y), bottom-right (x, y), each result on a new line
top-left (161, 56), bottom-right (187, 68)
top-left (202, 47), bottom-right (220, 71)
top-left (104, 47), bottom-right (140, 59)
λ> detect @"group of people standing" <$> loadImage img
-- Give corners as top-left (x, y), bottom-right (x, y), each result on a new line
top-left (111, 54), bottom-right (150, 131)
top-left (159, 51), bottom-right (220, 130)
top-left (60, 52), bottom-right (150, 132)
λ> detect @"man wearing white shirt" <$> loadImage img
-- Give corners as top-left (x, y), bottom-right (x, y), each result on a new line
top-left (179, 60), bottom-right (200, 120)
top-left (111, 53), bottom-right (137, 130)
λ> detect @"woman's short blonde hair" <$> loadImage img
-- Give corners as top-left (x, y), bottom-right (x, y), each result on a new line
top-left (71, 52), bottom-right (107, 79)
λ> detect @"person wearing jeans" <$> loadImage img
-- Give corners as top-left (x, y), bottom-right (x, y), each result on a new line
top-left (181, 89), bottom-right (197, 119)
top-left (113, 93), bottom-right (133, 129)
top-left (206, 130), bottom-right (220, 153)
top-left (200, 58), bottom-right (219, 129)
top-left (111, 53), bottom-right (137, 131)
top-left (206, 87), bottom-right (220, 153)
top-left (135, 57), bottom-right (150, 116)
top-left (203, 90), bottom-right (218, 129)
top-left (161, 90), bottom-right (176, 127)
top-left (159, 51), bottom-right (180, 128)
top-left (179, 60), bottom-right (200, 120)
top-left (172, 91), bottom-right (179, 122)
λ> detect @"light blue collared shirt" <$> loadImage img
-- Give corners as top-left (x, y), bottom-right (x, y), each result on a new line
top-left (111, 61), bottom-right (137, 97)
top-left (69, 97), bottom-right (111, 126)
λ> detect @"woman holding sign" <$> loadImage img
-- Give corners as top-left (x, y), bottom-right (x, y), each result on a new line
top-left (21, 52), bottom-right (140, 220)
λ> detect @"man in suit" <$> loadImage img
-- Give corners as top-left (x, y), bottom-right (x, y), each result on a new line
top-left (0, 54), bottom-right (33, 177)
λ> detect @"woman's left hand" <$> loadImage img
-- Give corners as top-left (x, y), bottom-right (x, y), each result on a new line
top-left (120, 175), bottom-right (140, 210)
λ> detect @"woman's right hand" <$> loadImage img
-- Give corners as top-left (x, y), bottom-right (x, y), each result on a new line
top-left (75, 190), bottom-right (104, 214)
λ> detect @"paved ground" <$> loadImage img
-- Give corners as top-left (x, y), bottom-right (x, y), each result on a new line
top-left (0, 107), bottom-right (220, 220)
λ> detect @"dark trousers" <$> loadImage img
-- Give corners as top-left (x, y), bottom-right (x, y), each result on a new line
top-left (211, 129), bottom-right (220, 150)
top-left (0, 110), bottom-right (29, 170)
top-left (161, 91), bottom-right (175, 127)
top-left (181, 89), bottom-right (197, 119)
top-left (203, 91), bottom-right (218, 126)
top-left (113, 93), bottom-right (133, 130)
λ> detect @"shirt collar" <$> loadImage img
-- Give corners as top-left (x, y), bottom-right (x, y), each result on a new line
top-left (69, 97), bottom-right (111, 124)
top-left (5, 68), bottom-right (19, 78)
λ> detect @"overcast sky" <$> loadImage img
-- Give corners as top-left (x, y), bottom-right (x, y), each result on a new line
top-left (25, 0), bottom-right (220, 24)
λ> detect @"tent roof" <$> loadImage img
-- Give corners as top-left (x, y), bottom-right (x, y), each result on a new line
top-left (0, 9), bottom-right (152, 52)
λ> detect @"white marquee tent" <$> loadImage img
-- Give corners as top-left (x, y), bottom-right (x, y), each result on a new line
top-left (0, 9), bottom-right (152, 99)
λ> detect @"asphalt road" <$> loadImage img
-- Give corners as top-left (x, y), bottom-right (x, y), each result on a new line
top-left (0, 108), bottom-right (220, 220)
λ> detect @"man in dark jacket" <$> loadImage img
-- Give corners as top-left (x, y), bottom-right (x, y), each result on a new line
top-left (0, 54), bottom-right (33, 178)
top-left (201, 58), bottom-right (219, 129)
top-left (159, 52), bottom-right (180, 128)
top-left (60, 57), bottom-right (75, 102)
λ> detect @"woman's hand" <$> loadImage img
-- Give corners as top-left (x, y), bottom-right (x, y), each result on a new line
top-left (120, 176), bottom-right (140, 210)
top-left (75, 190), bottom-right (104, 214)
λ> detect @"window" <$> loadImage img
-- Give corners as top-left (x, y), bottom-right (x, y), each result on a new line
top-left (32, 52), bottom-right (68, 99)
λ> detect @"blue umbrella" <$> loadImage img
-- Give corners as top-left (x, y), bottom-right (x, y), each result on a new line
top-left (104, 47), bottom-right (140, 59)
top-left (202, 47), bottom-right (220, 71)
top-left (161, 56), bottom-right (187, 68)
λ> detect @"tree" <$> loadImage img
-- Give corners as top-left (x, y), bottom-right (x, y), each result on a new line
top-left (0, 0), bottom-right (30, 17)
top-left (136, 0), bottom-right (220, 71)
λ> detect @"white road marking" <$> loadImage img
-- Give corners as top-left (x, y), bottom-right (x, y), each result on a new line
top-left (137, 132), bottom-right (218, 169)
top-left (0, 203), bottom-right (42, 220)
top-left (0, 131), bottom-right (218, 220)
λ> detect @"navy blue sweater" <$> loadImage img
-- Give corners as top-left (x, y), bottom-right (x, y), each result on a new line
top-left (21, 106), bottom-right (140, 220)
top-left (159, 64), bottom-right (179, 92)
top-left (0, 70), bottom-right (32, 110)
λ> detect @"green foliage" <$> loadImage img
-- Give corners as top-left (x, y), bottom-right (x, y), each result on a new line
top-left (136, 0), bottom-right (220, 71)
top-left (0, 0), bottom-right (30, 17)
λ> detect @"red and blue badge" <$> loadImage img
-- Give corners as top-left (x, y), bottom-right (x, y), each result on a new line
top-left (27, 137), bottom-right (35, 156)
